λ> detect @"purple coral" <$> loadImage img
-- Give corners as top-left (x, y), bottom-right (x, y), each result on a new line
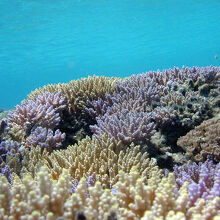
top-left (70, 174), bottom-right (96, 197)
top-left (146, 66), bottom-right (220, 86)
top-left (7, 91), bottom-right (67, 132)
top-left (86, 74), bottom-right (170, 146)
top-left (0, 165), bottom-right (12, 183)
top-left (90, 110), bottom-right (156, 146)
top-left (87, 78), bottom-right (169, 118)
top-left (173, 160), bottom-right (220, 207)
top-left (148, 107), bottom-right (177, 126)
top-left (0, 140), bottom-right (21, 161)
top-left (70, 179), bottom-right (79, 194)
top-left (26, 127), bottom-right (65, 152)
top-left (6, 92), bottom-right (67, 151)
top-left (87, 66), bottom-right (220, 152)
top-left (0, 140), bottom-right (22, 182)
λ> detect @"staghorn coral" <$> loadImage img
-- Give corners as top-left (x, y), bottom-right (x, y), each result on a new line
top-left (25, 127), bottom-right (66, 152)
top-left (0, 140), bottom-right (23, 175)
top-left (0, 92), bottom-right (67, 174)
top-left (7, 91), bottom-right (67, 143)
top-left (27, 76), bottom-right (122, 147)
top-left (90, 110), bottom-right (156, 147)
top-left (87, 66), bottom-right (219, 168)
top-left (86, 76), bottom-right (169, 118)
top-left (21, 135), bottom-right (161, 188)
top-left (0, 166), bottom-right (73, 219)
top-left (0, 165), bottom-right (12, 183)
top-left (0, 140), bottom-right (21, 161)
top-left (177, 115), bottom-right (220, 162)
top-left (28, 75), bottom-right (121, 113)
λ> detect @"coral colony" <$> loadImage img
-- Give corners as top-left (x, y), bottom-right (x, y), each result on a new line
top-left (0, 66), bottom-right (219, 219)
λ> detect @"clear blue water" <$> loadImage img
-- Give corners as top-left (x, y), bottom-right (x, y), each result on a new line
top-left (0, 0), bottom-right (220, 110)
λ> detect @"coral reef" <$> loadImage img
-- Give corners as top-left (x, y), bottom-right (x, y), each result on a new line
top-left (0, 66), bottom-right (219, 219)
top-left (87, 66), bottom-right (219, 167)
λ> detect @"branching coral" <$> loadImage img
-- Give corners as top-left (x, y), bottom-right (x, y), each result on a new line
top-left (0, 166), bottom-right (73, 219)
top-left (7, 91), bottom-right (67, 143)
top-left (22, 135), bottom-right (161, 188)
top-left (26, 76), bottom-right (123, 147)
top-left (28, 76), bottom-right (121, 113)
top-left (173, 160), bottom-right (220, 204)
top-left (0, 165), bottom-right (219, 220)
top-left (90, 110), bottom-right (156, 147)
top-left (0, 140), bottom-right (23, 175)
top-left (25, 127), bottom-right (66, 152)
top-left (86, 66), bottom-right (219, 168)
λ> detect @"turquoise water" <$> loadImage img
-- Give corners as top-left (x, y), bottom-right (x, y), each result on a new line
top-left (0, 0), bottom-right (220, 110)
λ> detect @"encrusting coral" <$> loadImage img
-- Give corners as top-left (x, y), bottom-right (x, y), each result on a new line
top-left (177, 114), bottom-right (220, 162)
top-left (0, 66), bottom-right (219, 219)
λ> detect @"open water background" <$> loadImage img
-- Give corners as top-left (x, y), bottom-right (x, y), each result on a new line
top-left (0, 0), bottom-right (220, 109)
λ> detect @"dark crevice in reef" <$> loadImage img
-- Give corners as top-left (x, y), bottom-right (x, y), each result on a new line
top-left (149, 106), bottom-right (217, 170)
top-left (75, 211), bottom-right (87, 220)
top-left (143, 123), bottom-right (191, 170)
top-left (0, 120), bottom-right (7, 142)
top-left (160, 123), bottom-right (189, 153)
top-left (56, 109), bottom-right (97, 149)
top-left (143, 141), bottom-right (174, 170)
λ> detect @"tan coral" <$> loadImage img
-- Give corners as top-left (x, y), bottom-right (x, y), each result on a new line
top-left (0, 165), bottom-right (219, 220)
top-left (111, 167), bottom-right (220, 220)
top-left (177, 114), bottom-right (220, 162)
top-left (28, 75), bottom-right (122, 113)
top-left (22, 135), bottom-right (161, 189)
top-left (21, 146), bottom-right (51, 178)
top-left (115, 167), bottom-right (162, 220)
top-left (27, 82), bottom-right (67, 100)
top-left (0, 166), bottom-right (72, 219)
top-left (84, 183), bottom-right (119, 220)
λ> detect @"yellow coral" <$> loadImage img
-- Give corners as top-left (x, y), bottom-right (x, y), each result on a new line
top-left (22, 135), bottom-right (160, 188)
top-left (0, 165), bottom-right (219, 219)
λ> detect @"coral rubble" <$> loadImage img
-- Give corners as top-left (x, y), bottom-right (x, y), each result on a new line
top-left (0, 66), bottom-right (219, 219)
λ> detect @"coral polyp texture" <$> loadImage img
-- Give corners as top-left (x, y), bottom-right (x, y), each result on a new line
top-left (0, 66), bottom-right (219, 219)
